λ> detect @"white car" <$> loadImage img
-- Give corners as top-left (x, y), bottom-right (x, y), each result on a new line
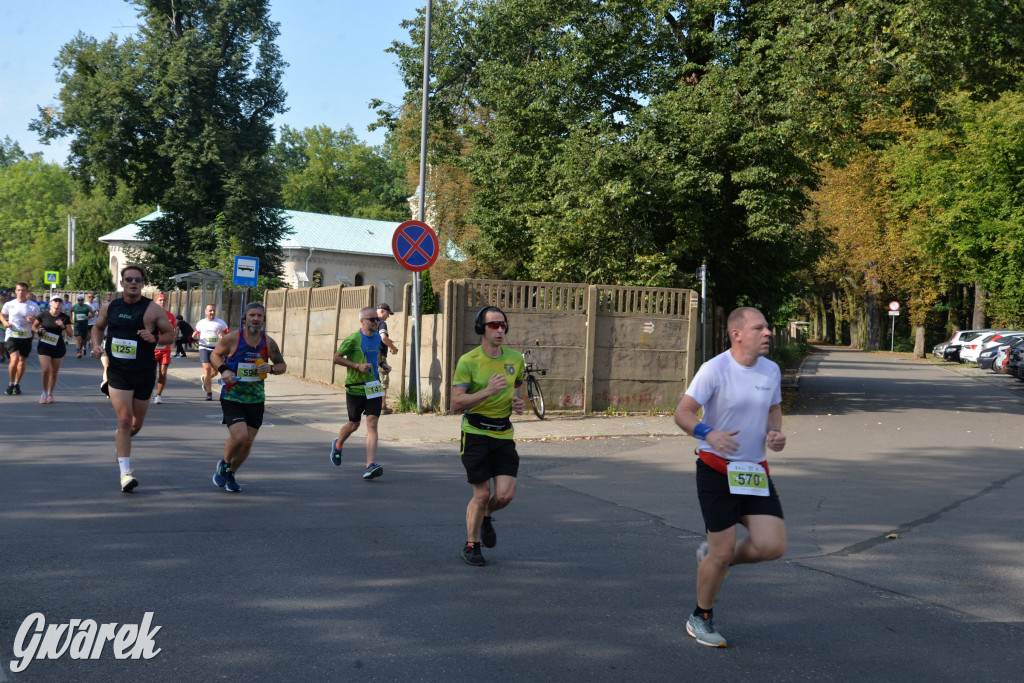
top-left (960, 331), bottom-right (1023, 364)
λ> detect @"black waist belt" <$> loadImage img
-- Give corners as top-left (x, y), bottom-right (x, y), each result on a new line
top-left (465, 413), bottom-right (512, 432)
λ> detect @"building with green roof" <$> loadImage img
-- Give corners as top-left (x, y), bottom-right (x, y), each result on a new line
top-left (100, 209), bottom-right (410, 306)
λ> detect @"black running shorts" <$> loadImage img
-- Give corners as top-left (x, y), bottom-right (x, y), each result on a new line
top-left (106, 365), bottom-right (155, 401)
top-left (695, 459), bottom-right (784, 533)
top-left (345, 392), bottom-right (382, 422)
top-left (36, 341), bottom-right (67, 359)
top-left (461, 432), bottom-right (519, 484)
top-left (221, 399), bottom-right (265, 429)
top-left (4, 338), bottom-right (32, 357)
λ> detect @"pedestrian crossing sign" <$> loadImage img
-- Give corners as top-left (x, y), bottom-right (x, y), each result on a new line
top-left (44, 271), bottom-right (59, 285)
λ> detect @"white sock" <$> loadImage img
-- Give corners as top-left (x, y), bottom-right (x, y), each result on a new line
top-left (118, 457), bottom-right (132, 475)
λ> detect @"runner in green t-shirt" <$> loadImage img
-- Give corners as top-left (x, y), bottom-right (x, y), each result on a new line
top-left (329, 306), bottom-right (390, 480)
top-left (71, 294), bottom-right (92, 358)
top-left (451, 305), bottom-right (525, 566)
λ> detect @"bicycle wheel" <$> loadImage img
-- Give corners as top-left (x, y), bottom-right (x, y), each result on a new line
top-left (526, 375), bottom-right (545, 419)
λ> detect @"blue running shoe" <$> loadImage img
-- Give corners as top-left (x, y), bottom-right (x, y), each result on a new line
top-left (223, 464), bottom-right (240, 492)
top-left (213, 460), bottom-right (227, 488)
top-left (363, 462), bottom-right (383, 480)
top-left (329, 439), bottom-right (343, 466)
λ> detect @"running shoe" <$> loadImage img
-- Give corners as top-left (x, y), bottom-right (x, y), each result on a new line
top-left (205, 392), bottom-right (213, 401)
top-left (12, 383), bottom-right (21, 395)
top-left (363, 462), bottom-right (383, 480)
top-left (46, 393), bottom-right (54, 404)
top-left (223, 465), bottom-right (240, 493)
top-left (686, 612), bottom-right (727, 648)
top-left (481, 516), bottom-right (497, 548)
top-left (696, 540), bottom-right (708, 565)
top-left (461, 542), bottom-right (486, 567)
top-left (39, 392), bottom-right (47, 404)
top-left (329, 439), bottom-right (343, 466)
top-left (154, 394), bottom-right (163, 404)
top-left (76, 350), bottom-right (82, 358)
top-left (4, 384), bottom-right (12, 396)
top-left (213, 460), bottom-right (227, 488)
top-left (120, 470), bottom-right (139, 493)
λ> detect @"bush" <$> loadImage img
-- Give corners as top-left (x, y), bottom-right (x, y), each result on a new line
top-left (771, 341), bottom-right (809, 368)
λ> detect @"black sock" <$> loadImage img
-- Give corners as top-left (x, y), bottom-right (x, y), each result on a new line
top-left (693, 606), bottom-right (712, 618)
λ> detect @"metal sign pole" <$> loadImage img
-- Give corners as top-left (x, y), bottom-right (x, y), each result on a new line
top-left (411, 0), bottom-right (433, 414)
top-left (891, 315), bottom-right (895, 352)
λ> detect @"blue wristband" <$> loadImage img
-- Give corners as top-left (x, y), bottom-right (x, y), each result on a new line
top-left (693, 422), bottom-right (713, 440)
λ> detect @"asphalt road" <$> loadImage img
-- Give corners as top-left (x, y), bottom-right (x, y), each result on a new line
top-left (0, 346), bottom-right (1021, 681)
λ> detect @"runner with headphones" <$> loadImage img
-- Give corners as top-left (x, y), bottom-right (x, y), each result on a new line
top-left (451, 305), bottom-right (525, 566)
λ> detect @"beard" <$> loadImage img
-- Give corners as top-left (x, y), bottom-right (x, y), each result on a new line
top-left (245, 322), bottom-right (262, 335)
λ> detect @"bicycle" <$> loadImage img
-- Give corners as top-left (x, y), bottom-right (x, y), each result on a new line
top-left (523, 348), bottom-right (547, 419)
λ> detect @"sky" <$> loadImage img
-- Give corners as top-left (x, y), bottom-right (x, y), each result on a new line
top-left (0, 0), bottom-right (426, 164)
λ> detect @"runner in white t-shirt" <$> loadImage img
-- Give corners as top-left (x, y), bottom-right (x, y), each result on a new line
top-left (193, 304), bottom-right (228, 401)
top-left (0, 283), bottom-right (41, 395)
top-left (674, 306), bottom-right (788, 648)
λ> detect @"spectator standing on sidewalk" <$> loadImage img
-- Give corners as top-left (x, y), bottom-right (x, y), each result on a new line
top-left (673, 306), bottom-right (788, 648)
top-left (376, 302), bottom-right (399, 414)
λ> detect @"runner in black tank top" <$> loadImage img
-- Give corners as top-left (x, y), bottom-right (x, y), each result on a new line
top-left (105, 296), bottom-right (157, 374)
top-left (90, 265), bottom-right (175, 493)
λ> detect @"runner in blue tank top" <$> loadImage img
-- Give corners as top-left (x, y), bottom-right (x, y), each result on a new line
top-left (208, 303), bottom-right (286, 493)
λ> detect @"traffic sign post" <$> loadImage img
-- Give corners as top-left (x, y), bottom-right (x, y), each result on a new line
top-left (393, 221), bottom-right (441, 413)
top-left (888, 301), bottom-right (900, 351)
top-left (392, 221), bottom-right (439, 272)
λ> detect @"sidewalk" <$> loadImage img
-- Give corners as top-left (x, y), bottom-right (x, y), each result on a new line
top-left (166, 357), bottom-right (683, 445)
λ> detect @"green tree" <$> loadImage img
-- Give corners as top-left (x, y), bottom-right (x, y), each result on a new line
top-left (272, 125), bottom-right (408, 221)
top-left (0, 158), bottom-right (74, 287)
top-left (0, 136), bottom-right (31, 167)
top-left (32, 0), bottom-right (291, 288)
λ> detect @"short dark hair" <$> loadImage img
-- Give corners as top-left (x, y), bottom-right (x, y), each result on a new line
top-left (121, 264), bottom-right (147, 281)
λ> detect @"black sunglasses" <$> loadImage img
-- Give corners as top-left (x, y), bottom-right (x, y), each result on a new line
top-left (362, 317), bottom-right (380, 323)
top-left (123, 276), bottom-right (144, 283)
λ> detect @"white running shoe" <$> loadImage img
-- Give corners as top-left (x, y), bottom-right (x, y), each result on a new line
top-left (154, 394), bottom-right (163, 404)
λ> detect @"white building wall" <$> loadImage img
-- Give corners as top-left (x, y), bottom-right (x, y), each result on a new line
top-left (281, 249), bottom-right (408, 310)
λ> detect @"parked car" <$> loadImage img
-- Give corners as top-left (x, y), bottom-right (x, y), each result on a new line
top-left (994, 337), bottom-right (1024, 373)
top-left (961, 332), bottom-right (1023, 365)
top-left (932, 341), bottom-right (949, 358)
top-left (942, 330), bottom-right (993, 362)
top-left (978, 334), bottom-right (1024, 369)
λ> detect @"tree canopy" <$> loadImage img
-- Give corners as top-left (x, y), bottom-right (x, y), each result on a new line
top-left (31, 0), bottom-right (291, 288)
top-left (379, 0), bottom-right (1024, 338)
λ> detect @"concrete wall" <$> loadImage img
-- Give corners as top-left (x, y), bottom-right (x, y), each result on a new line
top-left (262, 278), bottom-right (700, 415)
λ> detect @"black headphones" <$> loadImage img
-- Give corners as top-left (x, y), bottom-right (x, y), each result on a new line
top-left (474, 306), bottom-right (509, 335)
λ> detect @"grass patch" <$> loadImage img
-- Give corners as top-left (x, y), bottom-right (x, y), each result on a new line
top-left (394, 392), bottom-right (442, 414)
